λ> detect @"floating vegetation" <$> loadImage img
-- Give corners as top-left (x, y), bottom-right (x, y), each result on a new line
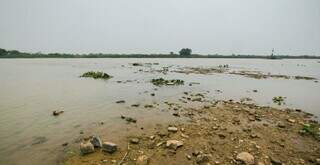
top-left (151, 78), bottom-right (184, 86)
top-left (294, 76), bottom-right (317, 80)
top-left (80, 71), bottom-right (112, 79)
top-left (272, 96), bottom-right (286, 105)
top-left (300, 123), bottom-right (320, 141)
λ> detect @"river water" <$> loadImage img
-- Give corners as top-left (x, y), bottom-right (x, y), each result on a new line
top-left (0, 58), bottom-right (319, 164)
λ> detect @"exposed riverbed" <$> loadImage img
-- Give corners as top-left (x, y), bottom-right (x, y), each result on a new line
top-left (0, 58), bottom-right (319, 164)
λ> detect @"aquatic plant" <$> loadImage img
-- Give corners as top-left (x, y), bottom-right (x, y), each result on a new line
top-left (151, 78), bottom-right (184, 86)
top-left (80, 71), bottom-right (112, 79)
top-left (272, 96), bottom-right (286, 105)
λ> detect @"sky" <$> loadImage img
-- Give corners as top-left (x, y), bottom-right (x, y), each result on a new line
top-left (0, 0), bottom-right (319, 55)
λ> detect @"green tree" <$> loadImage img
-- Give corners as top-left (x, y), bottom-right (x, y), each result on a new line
top-left (0, 48), bottom-right (7, 56)
top-left (179, 48), bottom-right (192, 56)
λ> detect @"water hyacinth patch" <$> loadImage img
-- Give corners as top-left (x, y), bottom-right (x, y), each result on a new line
top-left (80, 71), bottom-right (112, 79)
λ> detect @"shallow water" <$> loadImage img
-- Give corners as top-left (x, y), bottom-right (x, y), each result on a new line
top-left (0, 58), bottom-right (319, 164)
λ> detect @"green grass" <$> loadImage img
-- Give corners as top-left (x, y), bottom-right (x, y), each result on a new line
top-left (151, 78), bottom-right (184, 86)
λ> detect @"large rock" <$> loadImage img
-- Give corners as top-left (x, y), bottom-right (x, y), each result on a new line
top-left (166, 140), bottom-right (183, 150)
top-left (196, 154), bottom-right (211, 163)
top-left (90, 136), bottom-right (102, 148)
top-left (236, 152), bottom-right (255, 165)
top-left (80, 141), bottom-right (95, 155)
top-left (102, 142), bottom-right (117, 153)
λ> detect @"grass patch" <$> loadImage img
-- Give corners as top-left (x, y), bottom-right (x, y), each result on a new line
top-left (80, 71), bottom-right (112, 79)
top-left (300, 123), bottom-right (320, 141)
top-left (151, 78), bottom-right (184, 86)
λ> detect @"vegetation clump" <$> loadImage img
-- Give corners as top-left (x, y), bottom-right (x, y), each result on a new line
top-left (294, 76), bottom-right (317, 80)
top-left (272, 96), bottom-right (286, 105)
top-left (151, 78), bottom-right (184, 86)
top-left (300, 123), bottom-right (320, 141)
top-left (80, 71), bottom-right (112, 79)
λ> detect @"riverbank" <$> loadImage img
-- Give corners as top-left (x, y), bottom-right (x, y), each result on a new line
top-left (63, 100), bottom-right (320, 165)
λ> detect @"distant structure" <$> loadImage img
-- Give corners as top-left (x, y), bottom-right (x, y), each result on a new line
top-left (270, 48), bottom-right (277, 59)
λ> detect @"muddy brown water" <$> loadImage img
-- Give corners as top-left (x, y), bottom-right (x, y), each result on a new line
top-left (0, 58), bottom-right (319, 164)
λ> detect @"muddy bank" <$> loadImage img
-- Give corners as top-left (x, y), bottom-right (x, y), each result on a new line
top-left (63, 100), bottom-right (320, 165)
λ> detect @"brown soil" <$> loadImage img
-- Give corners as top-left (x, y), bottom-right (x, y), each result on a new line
top-left (63, 100), bottom-right (320, 165)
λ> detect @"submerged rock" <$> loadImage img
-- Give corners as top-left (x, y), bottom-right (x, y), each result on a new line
top-left (90, 136), bottom-right (102, 148)
top-left (53, 110), bottom-right (64, 116)
top-left (80, 141), bottom-right (95, 155)
top-left (236, 152), bottom-right (255, 165)
top-left (102, 142), bottom-right (117, 153)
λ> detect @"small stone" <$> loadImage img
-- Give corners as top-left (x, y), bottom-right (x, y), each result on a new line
top-left (236, 152), bottom-right (254, 165)
top-left (150, 93), bottom-right (155, 96)
top-left (136, 155), bottom-right (149, 165)
top-left (287, 119), bottom-right (295, 123)
top-left (62, 142), bottom-right (68, 146)
top-left (166, 140), bottom-right (183, 150)
top-left (102, 142), bottom-right (117, 153)
top-left (277, 122), bottom-right (286, 128)
top-left (172, 112), bottom-right (180, 117)
top-left (196, 154), bottom-right (211, 163)
top-left (131, 104), bottom-right (140, 107)
top-left (150, 136), bottom-right (155, 140)
top-left (130, 138), bottom-right (140, 144)
top-left (315, 158), bottom-right (320, 164)
top-left (181, 133), bottom-right (189, 138)
top-left (186, 154), bottom-right (192, 160)
top-left (168, 127), bottom-right (178, 132)
top-left (125, 117), bottom-right (137, 123)
top-left (53, 110), bottom-right (64, 116)
top-left (270, 157), bottom-right (282, 165)
top-left (80, 141), bottom-right (95, 155)
top-left (116, 100), bottom-right (125, 103)
top-left (90, 136), bottom-right (102, 148)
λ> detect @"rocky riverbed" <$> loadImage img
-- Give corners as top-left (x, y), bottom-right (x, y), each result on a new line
top-left (63, 99), bottom-right (320, 165)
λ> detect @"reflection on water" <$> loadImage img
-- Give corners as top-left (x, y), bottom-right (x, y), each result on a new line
top-left (0, 58), bottom-right (319, 164)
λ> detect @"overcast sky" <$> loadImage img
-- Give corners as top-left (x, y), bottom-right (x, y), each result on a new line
top-left (0, 0), bottom-right (319, 55)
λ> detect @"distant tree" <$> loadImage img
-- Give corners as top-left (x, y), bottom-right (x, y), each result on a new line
top-left (179, 48), bottom-right (192, 56)
top-left (170, 52), bottom-right (174, 55)
top-left (0, 48), bottom-right (7, 56)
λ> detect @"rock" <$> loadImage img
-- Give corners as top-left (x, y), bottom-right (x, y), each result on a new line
top-left (315, 158), bottom-right (320, 165)
top-left (136, 155), bottom-right (149, 165)
top-left (168, 127), bottom-right (178, 132)
top-left (236, 152), bottom-right (255, 165)
top-left (257, 162), bottom-right (265, 165)
top-left (150, 93), bottom-right (155, 96)
top-left (90, 136), bottom-right (102, 148)
top-left (144, 104), bottom-right (154, 108)
top-left (62, 142), bottom-right (68, 146)
top-left (53, 110), bottom-right (64, 116)
top-left (80, 141), bottom-right (95, 155)
top-left (186, 154), bottom-right (192, 160)
top-left (166, 140), bottom-right (183, 150)
top-left (196, 154), bottom-right (211, 163)
top-left (149, 136), bottom-right (155, 140)
top-left (130, 138), bottom-right (140, 144)
top-left (131, 104), bottom-right (140, 107)
top-left (102, 142), bottom-right (117, 153)
top-left (270, 157), bottom-right (282, 165)
top-left (116, 100), bottom-right (125, 103)
top-left (172, 112), bottom-right (180, 117)
top-left (253, 90), bottom-right (258, 92)
top-left (277, 122), bottom-right (286, 128)
top-left (287, 119), bottom-right (295, 123)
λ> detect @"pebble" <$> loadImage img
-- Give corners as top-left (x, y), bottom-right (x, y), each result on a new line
top-left (166, 140), bottom-right (183, 150)
top-left (130, 138), bottom-right (140, 144)
top-left (236, 152), bottom-right (255, 165)
top-left (136, 155), bottom-right (149, 165)
top-left (90, 136), bottom-right (102, 148)
top-left (80, 141), bottom-right (95, 155)
top-left (168, 127), bottom-right (178, 132)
